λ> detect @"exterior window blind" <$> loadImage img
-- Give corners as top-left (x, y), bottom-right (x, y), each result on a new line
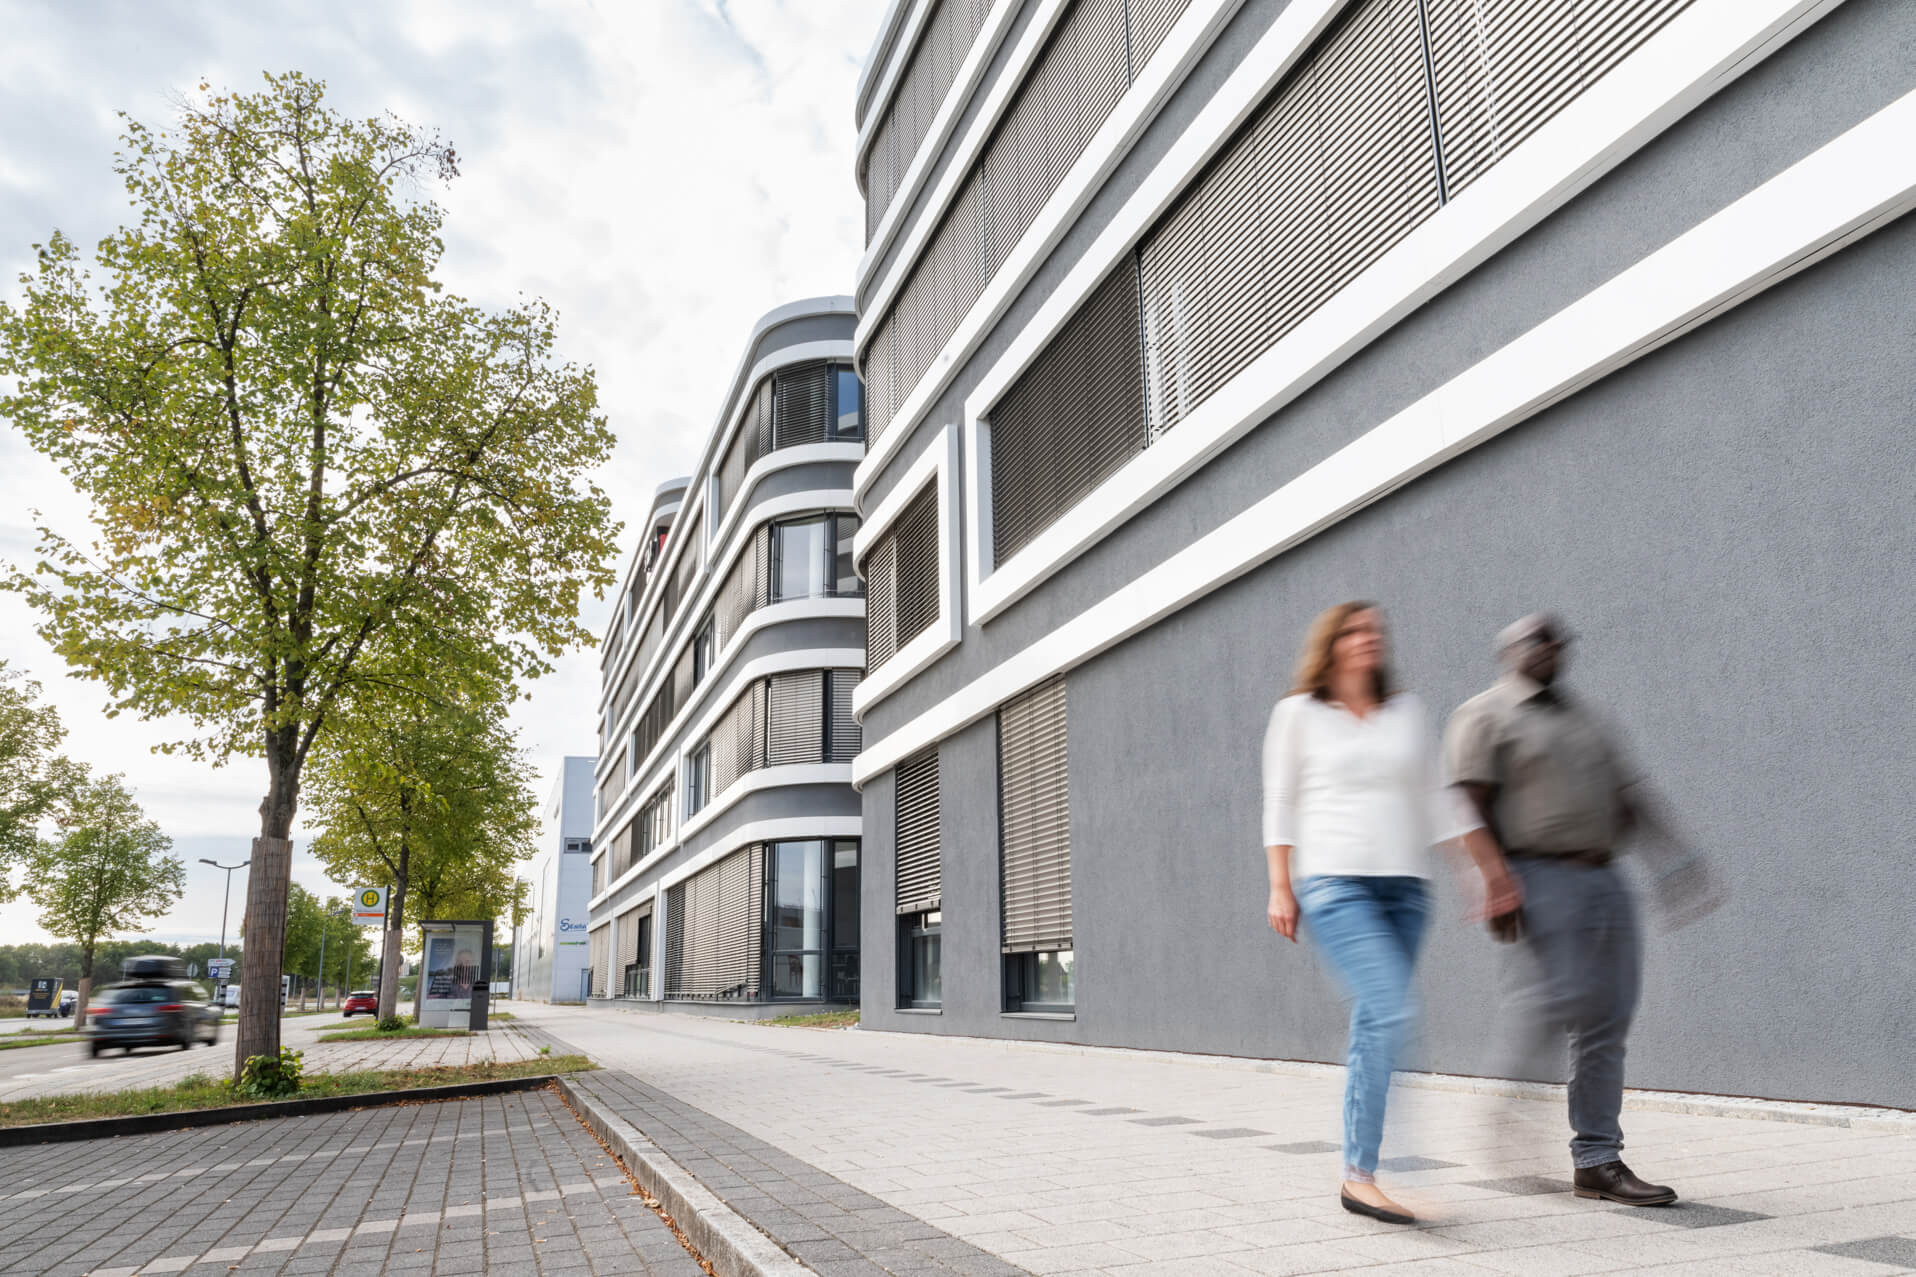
top-left (861, 316), bottom-right (898, 447)
top-left (980, 0), bottom-right (1130, 275)
top-left (616, 901), bottom-right (648, 973)
top-left (860, 0), bottom-right (999, 242)
top-left (1128, 0), bottom-right (1193, 74)
top-left (1426, 0), bottom-right (1691, 199)
top-left (774, 362), bottom-right (832, 448)
top-left (865, 482), bottom-right (939, 673)
top-left (663, 844), bottom-right (766, 999)
top-left (707, 679), bottom-right (765, 798)
top-left (589, 925), bottom-right (612, 998)
top-left (989, 260), bottom-right (1146, 565)
top-left (716, 527), bottom-right (768, 649)
top-left (894, 483), bottom-right (940, 648)
top-left (865, 534), bottom-right (899, 670)
top-left (895, 748), bottom-right (942, 915)
top-left (999, 677), bottom-right (1071, 954)
top-left (827, 669), bottom-right (861, 763)
top-left (1139, 0), bottom-right (1440, 439)
top-left (880, 176), bottom-right (986, 445)
top-left (718, 380), bottom-right (774, 521)
top-left (767, 671), bottom-right (825, 765)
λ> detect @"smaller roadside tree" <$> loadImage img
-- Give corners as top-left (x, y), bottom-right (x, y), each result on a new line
top-left (30, 772), bottom-right (184, 1026)
top-left (0, 660), bottom-right (73, 890)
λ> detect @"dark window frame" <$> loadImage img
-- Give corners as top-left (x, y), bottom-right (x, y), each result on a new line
top-left (1003, 948), bottom-right (1075, 1014)
top-left (897, 909), bottom-right (942, 1010)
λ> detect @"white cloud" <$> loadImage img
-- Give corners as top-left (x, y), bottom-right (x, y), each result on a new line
top-left (0, 0), bottom-right (883, 942)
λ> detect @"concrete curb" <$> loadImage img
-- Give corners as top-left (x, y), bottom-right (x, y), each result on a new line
top-left (560, 1075), bottom-right (814, 1277)
top-left (854, 1026), bottom-right (1916, 1134)
top-left (0, 1073), bottom-right (564, 1148)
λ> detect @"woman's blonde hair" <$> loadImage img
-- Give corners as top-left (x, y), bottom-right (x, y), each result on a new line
top-left (1291, 601), bottom-right (1395, 702)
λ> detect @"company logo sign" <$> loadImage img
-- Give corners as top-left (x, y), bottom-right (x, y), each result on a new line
top-left (557, 917), bottom-right (586, 933)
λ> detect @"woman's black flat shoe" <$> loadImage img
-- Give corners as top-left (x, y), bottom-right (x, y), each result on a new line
top-left (1340, 1190), bottom-right (1415, 1225)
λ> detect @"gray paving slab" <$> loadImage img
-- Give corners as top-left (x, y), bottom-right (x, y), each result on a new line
top-left (0, 1087), bottom-right (704, 1276)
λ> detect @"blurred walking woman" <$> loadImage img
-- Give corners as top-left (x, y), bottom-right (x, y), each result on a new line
top-left (1263, 602), bottom-right (1518, 1224)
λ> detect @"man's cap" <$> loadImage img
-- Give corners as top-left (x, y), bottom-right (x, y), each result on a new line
top-left (1496, 612), bottom-right (1571, 655)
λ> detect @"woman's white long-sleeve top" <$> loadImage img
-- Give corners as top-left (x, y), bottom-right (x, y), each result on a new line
top-left (1261, 691), bottom-right (1479, 880)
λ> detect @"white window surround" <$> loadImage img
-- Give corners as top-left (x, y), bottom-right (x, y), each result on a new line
top-left (960, 0), bottom-right (1841, 628)
top-left (852, 83), bottom-right (1916, 786)
top-left (855, 0), bottom-right (1038, 285)
top-left (662, 816), bottom-right (865, 896)
top-left (596, 335), bottom-right (852, 712)
top-left (587, 916), bottom-right (611, 934)
top-left (595, 485), bottom-right (703, 718)
top-left (850, 423), bottom-right (964, 717)
top-left (594, 622), bottom-right (865, 845)
top-left (594, 480), bottom-right (861, 794)
top-left (590, 760), bottom-right (676, 896)
top-left (853, 0), bottom-right (1251, 498)
top-left (600, 493), bottom-right (682, 677)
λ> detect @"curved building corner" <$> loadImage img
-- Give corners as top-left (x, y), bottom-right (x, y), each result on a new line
top-left (586, 296), bottom-right (868, 1018)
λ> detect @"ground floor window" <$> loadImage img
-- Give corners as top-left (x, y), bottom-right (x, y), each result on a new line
top-left (1004, 949), bottom-right (1073, 1013)
top-left (898, 911), bottom-right (941, 1008)
top-left (766, 838), bottom-right (860, 1002)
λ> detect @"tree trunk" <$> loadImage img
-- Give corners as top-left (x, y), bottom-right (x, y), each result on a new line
top-left (234, 831), bottom-right (294, 1071)
top-left (74, 944), bottom-right (94, 1031)
top-left (377, 874), bottom-right (407, 1022)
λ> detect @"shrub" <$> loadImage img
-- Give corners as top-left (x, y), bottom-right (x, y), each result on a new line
top-left (375, 1014), bottom-right (412, 1032)
top-left (233, 1047), bottom-right (304, 1098)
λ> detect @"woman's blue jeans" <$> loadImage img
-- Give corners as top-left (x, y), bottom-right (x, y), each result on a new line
top-left (1295, 875), bottom-right (1431, 1182)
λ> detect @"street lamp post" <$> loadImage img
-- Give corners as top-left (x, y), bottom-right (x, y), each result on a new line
top-left (201, 858), bottom-right (250, 1003)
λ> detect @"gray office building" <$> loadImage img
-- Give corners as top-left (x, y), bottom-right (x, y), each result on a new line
top-left (587, 297), bottom-right (868, 1015)
top-left (848, 0), bottom-right (1916, 1105)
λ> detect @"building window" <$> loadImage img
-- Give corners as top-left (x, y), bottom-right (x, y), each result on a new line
top-left (899, 911), bottom-right (941, 1009)
top-left (764, 838), bottom-right (861, 1002)
top-left (565, 838), bottom-right (590, 855)
top-left (999, 677), bottom-right (1072, 1011)
top-left (864, 484), bottom-right (938, 672)
top-left (772, 513), bottom-right (861, 603)
top-left (894, 748), bottom-right (940, 1008)
top-left (1004, 950), bottom-right (1074, 1013)
top-left (692, 620), bottom-right (715, 685)
top-left (831, 367), bottom-right (864, 440)
top-left (685, 747), bottom-right (710, 817)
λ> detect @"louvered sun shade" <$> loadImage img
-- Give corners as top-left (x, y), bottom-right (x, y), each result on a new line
top-left (894, 749), bottom-right (942, 915)
top-left (999, 677), bottom-right (1071, 954)
top-left (989, 262), bottom-right (1146, 566)
top-left (718, 379), bottom-right (774, 521)
top-left (1140, 0), bottom-right (1440, 440)
top-left (768, 671), bottom-right (825, 765)
top-left (862, 0), bottom-right (1000, 243)
top-left (828, 670), bottom-right (861, 763)
top-left (589, 925), bottom-right (612, 998)
top-left (865, 482), bottom-right (941, 672)
top-left (616, 900), bottom-right (650, 974)
top-left (1128, 0), bottom-right (1194, 73)
top-left (663, 845), bottom-right (766, 999)
top-left (1425, 0), bottom-right (1691, 199)
top-left (715, 529), bottom-right (767, 649)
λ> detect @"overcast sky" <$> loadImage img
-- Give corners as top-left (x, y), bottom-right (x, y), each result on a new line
top-left (0, 0), bottom-right (884, 944)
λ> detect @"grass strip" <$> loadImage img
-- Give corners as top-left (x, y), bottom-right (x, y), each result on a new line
top-left (758, 1009), bottom-right (860, 1029)
top-left (317, 1027), bottom-right (471, 1042)
top-left (0, 1055), bottom-right (593, 1128)
top-left (0, 1034), bottom-right (86, 1051)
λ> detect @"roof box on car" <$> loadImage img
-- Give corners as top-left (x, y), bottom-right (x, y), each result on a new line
top-left (121, 954), bottom-right (187, 980)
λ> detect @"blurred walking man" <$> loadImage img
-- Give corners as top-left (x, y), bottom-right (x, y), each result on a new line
top-left (1443, 614), bottom-right (1676, 1207)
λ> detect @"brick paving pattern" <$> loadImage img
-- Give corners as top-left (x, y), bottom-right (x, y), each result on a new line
top-left (518, 1003), bottom-right (1916, 1276)
top-left (0, 1088), bottom-right (702, 1276)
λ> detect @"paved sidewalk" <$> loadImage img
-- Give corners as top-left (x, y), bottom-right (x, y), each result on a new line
top-left (0, 1087), bottom-right (702, 1276)
top-left (0, 1016), bottom-right (538, 1102)
top-left (517, 1003), bottom-right (1916, 1276)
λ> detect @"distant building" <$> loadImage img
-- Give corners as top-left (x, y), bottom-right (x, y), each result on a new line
top-left (515, 757), bottom-right (595, 1002)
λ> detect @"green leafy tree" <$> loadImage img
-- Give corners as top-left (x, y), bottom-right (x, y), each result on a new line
top-left (306, 685), bottom-right (535, 1019)
top-left (0, 661), bottom-right (73, 889)
top-left (280, 886), bottom-right (372, 1008)
top-left (0, 72), bottom-right (617, 1071)
top-left (29, 771), bottom-right (185, 1027)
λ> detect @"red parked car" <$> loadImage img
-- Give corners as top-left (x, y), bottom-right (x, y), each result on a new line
top-left (341, 990), bottom-right (379, 1017)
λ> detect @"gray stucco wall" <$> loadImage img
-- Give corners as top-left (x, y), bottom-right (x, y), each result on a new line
top-left (854, 0), bottom-right (1916, 1106)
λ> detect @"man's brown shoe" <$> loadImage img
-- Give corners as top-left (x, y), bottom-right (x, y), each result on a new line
top-left (1573, 1161), bottom-right (1677, 1206)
